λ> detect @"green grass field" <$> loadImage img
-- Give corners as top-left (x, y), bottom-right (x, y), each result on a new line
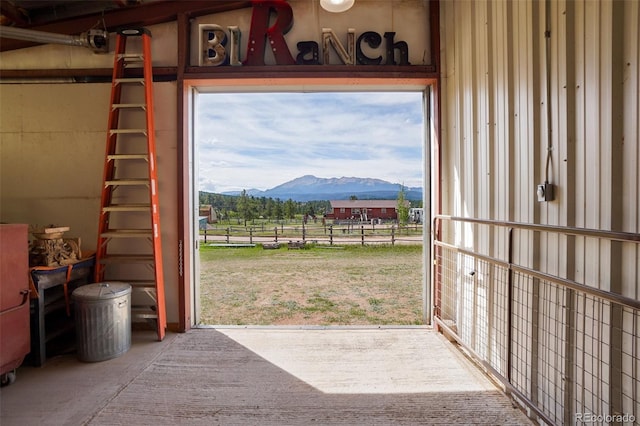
top-left (198, 244), bottom-right (424, 326)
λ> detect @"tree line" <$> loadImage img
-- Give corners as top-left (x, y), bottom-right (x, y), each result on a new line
top-left (199, 190), bottom-right (331, 223)
top-left (200, 189), bottom-right (422, 225)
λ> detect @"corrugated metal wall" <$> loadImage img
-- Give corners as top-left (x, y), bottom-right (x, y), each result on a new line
top-left (440, 0), bottom-right (639, 295)
top-left (439, 1), bottom-right (639, 422)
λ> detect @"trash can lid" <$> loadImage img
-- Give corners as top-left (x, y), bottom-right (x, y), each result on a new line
top-left (72, 282), bottom-right (132, 300)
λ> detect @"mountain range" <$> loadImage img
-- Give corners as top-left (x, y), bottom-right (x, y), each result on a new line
top-left (222, 175), bottom-right (422, 202)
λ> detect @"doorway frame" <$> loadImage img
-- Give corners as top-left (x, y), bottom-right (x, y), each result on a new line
top-left (174, 0), bottom-right (442, 331)
top-left (181, 78), bottom-right (438, 329)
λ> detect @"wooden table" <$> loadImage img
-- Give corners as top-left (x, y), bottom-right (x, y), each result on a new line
top-left (29, 256), bottom-right (94, 366)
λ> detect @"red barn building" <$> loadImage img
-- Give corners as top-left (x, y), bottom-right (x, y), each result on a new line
top-left (326, 200), bottom-right (409, 222)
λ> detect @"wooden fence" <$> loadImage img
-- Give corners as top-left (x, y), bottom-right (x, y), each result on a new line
top-left (201, 222), bottom-right (423, 246)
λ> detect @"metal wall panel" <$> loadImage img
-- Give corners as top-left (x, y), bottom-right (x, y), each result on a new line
top-left (439, 1), bottom-right (640, 422)
top-left (440, 0), bottom-right (639, 292)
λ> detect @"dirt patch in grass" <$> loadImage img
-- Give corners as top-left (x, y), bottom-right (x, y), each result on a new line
top-left (198, 244), bottom-right (424, 326)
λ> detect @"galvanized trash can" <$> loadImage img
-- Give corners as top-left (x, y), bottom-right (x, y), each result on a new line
top-left (73, 282), bottom-right (132, 362)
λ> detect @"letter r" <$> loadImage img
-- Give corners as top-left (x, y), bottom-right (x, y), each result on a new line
top-left (244, 0), bottom-right (295, 65)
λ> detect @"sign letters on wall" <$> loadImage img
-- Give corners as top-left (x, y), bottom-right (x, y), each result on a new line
top-left (199, 0), bottom-right (410, 67)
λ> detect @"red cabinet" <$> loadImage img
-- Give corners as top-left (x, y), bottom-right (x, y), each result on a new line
top-left (0, 224), bottom-right (30, 385)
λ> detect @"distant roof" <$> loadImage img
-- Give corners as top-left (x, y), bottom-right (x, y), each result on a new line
top-left (329, 200), bottom-right (407, 208)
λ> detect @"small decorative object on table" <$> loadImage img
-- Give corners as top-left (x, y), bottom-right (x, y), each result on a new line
top-left (29, 225), bottom-right (81, 267)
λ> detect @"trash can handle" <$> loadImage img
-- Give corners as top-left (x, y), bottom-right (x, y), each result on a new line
top-left (99, 282), bottom-right (109, 297)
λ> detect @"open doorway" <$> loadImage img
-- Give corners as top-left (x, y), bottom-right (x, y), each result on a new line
top-left (190, 86), bottom-right (432, 327)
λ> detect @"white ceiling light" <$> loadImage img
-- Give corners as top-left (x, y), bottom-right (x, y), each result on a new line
top-left (320, 0), bottom-right (355, 13)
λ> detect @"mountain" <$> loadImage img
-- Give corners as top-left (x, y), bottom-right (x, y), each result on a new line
top-left (223, 175), bottom-right (422, 202)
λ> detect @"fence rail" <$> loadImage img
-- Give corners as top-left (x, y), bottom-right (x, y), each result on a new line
top-left (201, 222), bottom-right (423, 246)
top-left (433, 215), bottom-right (640, 425)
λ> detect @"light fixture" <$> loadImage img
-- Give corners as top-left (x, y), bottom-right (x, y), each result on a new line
top-left (320, 0), bottom-right (355, 13)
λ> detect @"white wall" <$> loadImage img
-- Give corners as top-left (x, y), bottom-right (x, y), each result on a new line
top-left (0, 80), bottom-right (180, 322)
top-left (440, 0), bottom-right (639, 420)
top-left (440, 0), bottom-right (639, 295)
top-left (0, 83), bottom-right (108, 238)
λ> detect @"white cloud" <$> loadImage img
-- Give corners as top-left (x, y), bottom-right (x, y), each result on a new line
top-left (196, 92), bottom-right (424, 193)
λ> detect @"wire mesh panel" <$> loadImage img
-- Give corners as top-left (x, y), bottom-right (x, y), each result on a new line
top-left (510, 272), bottom-right (535, 406)
top-left (536, 280), bottom-right (568, 423)
top-left (489, 262), bottom-right (510, 377)
top-left (436, 244), bottom-right (512, 377)
top-left (437, 246), bottom-right (459, 324)
top-left (573, 293), bottom-right (612, 422)
top-left (433, 217), bottom-right (640, 426)
top-left (620, 307), bottom-right (640, 422)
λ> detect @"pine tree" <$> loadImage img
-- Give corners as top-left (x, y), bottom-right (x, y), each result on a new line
top-left (396, 185), bottom-right (410, 225)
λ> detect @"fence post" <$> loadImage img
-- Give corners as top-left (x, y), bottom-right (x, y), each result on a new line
top-left (302, 221), bottom-right (306, 242)
top-left (329, 225), bottom-right (333, 245)
top-left (391, 226), bottom-right (395, 246)
top-left (226, 227), bottom-right (230, 244)
top-left (361, 225), bottom-right (365, 246)
top-left (507, 227), bottom-right (513, 384)
top-left (249, 227), bottom-right (253, 244)
top-left (204, 228), bottom-right (207, 244)
top-left (274, 227), bottom-right (278, 243)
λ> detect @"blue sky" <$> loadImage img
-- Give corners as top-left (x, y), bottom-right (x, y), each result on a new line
top-left (196, 91), bottom-right (424, 193)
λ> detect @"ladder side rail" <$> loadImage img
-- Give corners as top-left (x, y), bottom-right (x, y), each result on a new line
top-left (96, 34), bottom-right (127, 282)
top-left (141, 33), bottom-right (167, 340)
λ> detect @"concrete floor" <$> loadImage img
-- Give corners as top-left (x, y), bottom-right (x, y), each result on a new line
top-left (0, 327), bottom-right (532, 425)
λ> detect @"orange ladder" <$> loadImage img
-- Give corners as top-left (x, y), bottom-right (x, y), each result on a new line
top-left (95, 28), bottom-right (166, 341)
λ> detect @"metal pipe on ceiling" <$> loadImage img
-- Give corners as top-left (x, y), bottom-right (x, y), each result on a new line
top-left (0, 26), bottom-right (109, 53)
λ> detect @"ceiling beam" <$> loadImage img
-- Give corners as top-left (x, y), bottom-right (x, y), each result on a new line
top-left (0, 0), bottom-right (251, 52)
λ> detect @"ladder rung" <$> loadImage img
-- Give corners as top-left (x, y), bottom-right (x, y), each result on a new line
top-left (132, 286), bottom-right (158, 302)
top-left (118, 53), bottom-right (144, 60)
top-left (113, 103), bottom-right (146, 109)
top-left (132, 306), bottom-right (158, 320)
top-left (107, 154), bottom-right (149, 161)
top-left (109, 129), bottom-right (147, 135)
top-left (103, 204), bottom-right (151, 212)
top-left (114, 78), bottom-right (145, 84)
top-left (100, 229), bottom-right (152, 238)
top-left (105, 179), bottom-right (149, 186)
top-left (99, 254), bottom-right (154, 264)
top-left (100, 280), bottom-right (156, 290)
top-left (128, 280), bottom-right (157, 288)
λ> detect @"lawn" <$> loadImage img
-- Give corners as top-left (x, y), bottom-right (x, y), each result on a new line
top-left (198, 244), bottom-right (424, 326)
